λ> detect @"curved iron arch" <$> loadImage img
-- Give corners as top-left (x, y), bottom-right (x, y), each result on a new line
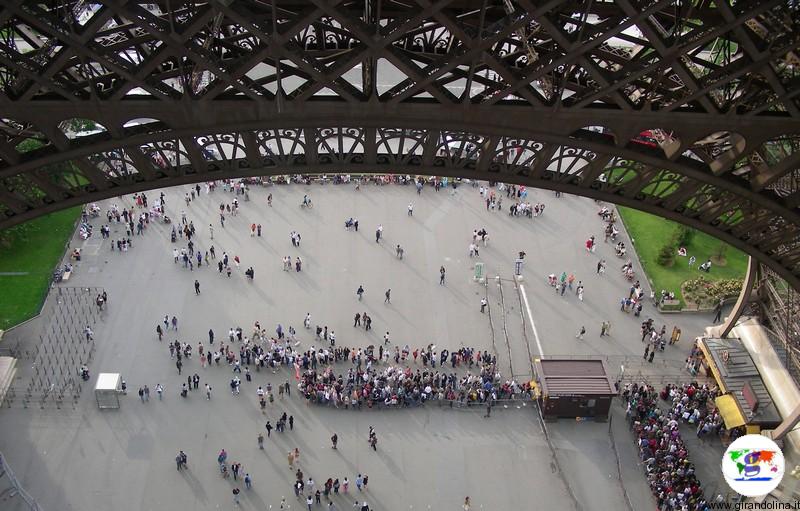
top-left (2, 121), bottom-right (800, 291)
top-left (0, 0), bottom-right (799, 289)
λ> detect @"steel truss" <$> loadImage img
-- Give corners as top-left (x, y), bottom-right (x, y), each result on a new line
top-left (756, 266), bottom-right (800, 380)
top-left (0, 1), bottom-right (800, 288)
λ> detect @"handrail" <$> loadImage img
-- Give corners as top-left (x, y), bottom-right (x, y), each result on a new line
top-left (0, 451), bottom-right (44, 511)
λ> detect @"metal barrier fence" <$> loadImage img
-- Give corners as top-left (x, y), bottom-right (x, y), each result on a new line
top-left (1, 383), bottom-right (84, 410)
top-left (0, 451), bottom-right (43, 511)
top-left (2, 286), bottom-right (101, 409)
top-left (304, 394), bottom-right (536, 411)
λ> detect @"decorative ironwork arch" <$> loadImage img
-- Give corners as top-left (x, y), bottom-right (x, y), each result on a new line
top-left (0, 0), bottom-right (799, 289)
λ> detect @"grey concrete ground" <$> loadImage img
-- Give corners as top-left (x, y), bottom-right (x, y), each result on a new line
top-left (0, 181), bottom-right (730, 511)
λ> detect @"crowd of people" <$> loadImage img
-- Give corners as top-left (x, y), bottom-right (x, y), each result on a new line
top-left (157, 320), bottom-right (537, 411)
top-left (622, 382), bottom-right (720, 511)
top-left (95, 199), bottom-right (159, 253)
top-left (72, 174), bottom-right (725, 511)
top-left (299, 348), bottom-right (532, 409)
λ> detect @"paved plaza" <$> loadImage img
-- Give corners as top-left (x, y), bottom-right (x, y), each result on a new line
top-left (0, 181), bottom-right (729, 511)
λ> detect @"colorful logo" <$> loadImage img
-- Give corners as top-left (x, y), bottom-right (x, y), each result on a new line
top-left (722, 434), bottom-right (785, 497)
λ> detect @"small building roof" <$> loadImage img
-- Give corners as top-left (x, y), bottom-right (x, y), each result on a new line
top-left (94, 372), bottom-right (121, 392)
top-left (699, 338), bottom-right (781, 426)
top-left (535, 359), bottom-right (617, 396)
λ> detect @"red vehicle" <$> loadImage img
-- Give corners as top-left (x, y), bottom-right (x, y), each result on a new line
top-left (631, 130), bottom-right (660, 148)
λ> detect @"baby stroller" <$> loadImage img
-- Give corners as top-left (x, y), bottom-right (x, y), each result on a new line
top-left (345, 218), bottom-right (354, 230)
top-left (547, 274), bottom-right (558, 287)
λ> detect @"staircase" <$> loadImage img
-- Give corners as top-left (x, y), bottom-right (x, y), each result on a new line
top-left (0, 356), bottom-right (17, 405)
top-left (765, 332), bottom-right (800, 387)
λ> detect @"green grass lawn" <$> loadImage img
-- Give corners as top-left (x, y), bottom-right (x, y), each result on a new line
top-left (617, 207), bottom-right (748, 307)
top-left (0, 207), bottom-right (81, 329)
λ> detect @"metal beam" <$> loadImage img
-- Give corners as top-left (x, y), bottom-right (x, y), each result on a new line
top-left (0, 1), bottom-right (799, 292)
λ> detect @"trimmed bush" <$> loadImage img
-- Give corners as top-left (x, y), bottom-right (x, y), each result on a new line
top-left (657, 243), bottom-right (675, 266)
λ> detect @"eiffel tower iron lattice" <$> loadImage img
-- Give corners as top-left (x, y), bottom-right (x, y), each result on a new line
top-left (0, 1), bottom-right (799, 288)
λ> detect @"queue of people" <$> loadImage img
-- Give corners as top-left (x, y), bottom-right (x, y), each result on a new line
top-left (621, 382), bottom-right (718, 511)
top-left (300, 362), bottom-right (532, 409)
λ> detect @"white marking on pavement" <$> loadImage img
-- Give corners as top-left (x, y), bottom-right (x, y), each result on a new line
top-left (519, 283), bottom-right (545, 356)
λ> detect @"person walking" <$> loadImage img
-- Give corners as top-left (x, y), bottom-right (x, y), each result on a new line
top-left (354, 313), bottom-right (361, 327)
top-left (576, 326), bottom-right (586, 340)
top-left (384, 289), bottom-right (391, 304)
top-left (407, 202), bottom-right (413, 216)
top-left (331, 433), bottom-right (338, 449)
top-left (480, 298), bottom-right (487, 313)
top-left (176, 450), bottom-right (187, 470)
top-left (439, 266), bottom-right (445, 285)
top-left (194, 279), bottom-right (200, 295)
top-left (713, 298), bottom-right (724, 323)
top-left (232, 487), bottom-right (241, 505)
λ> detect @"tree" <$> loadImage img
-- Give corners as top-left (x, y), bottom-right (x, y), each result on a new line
top-left (657, 242), bottom-right (675, 266)
top-left (712, 241), bottom-right (728, 264)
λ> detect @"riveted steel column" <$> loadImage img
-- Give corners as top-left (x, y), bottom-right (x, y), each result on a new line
top-left (715, 256), bottom-right (759, 338)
